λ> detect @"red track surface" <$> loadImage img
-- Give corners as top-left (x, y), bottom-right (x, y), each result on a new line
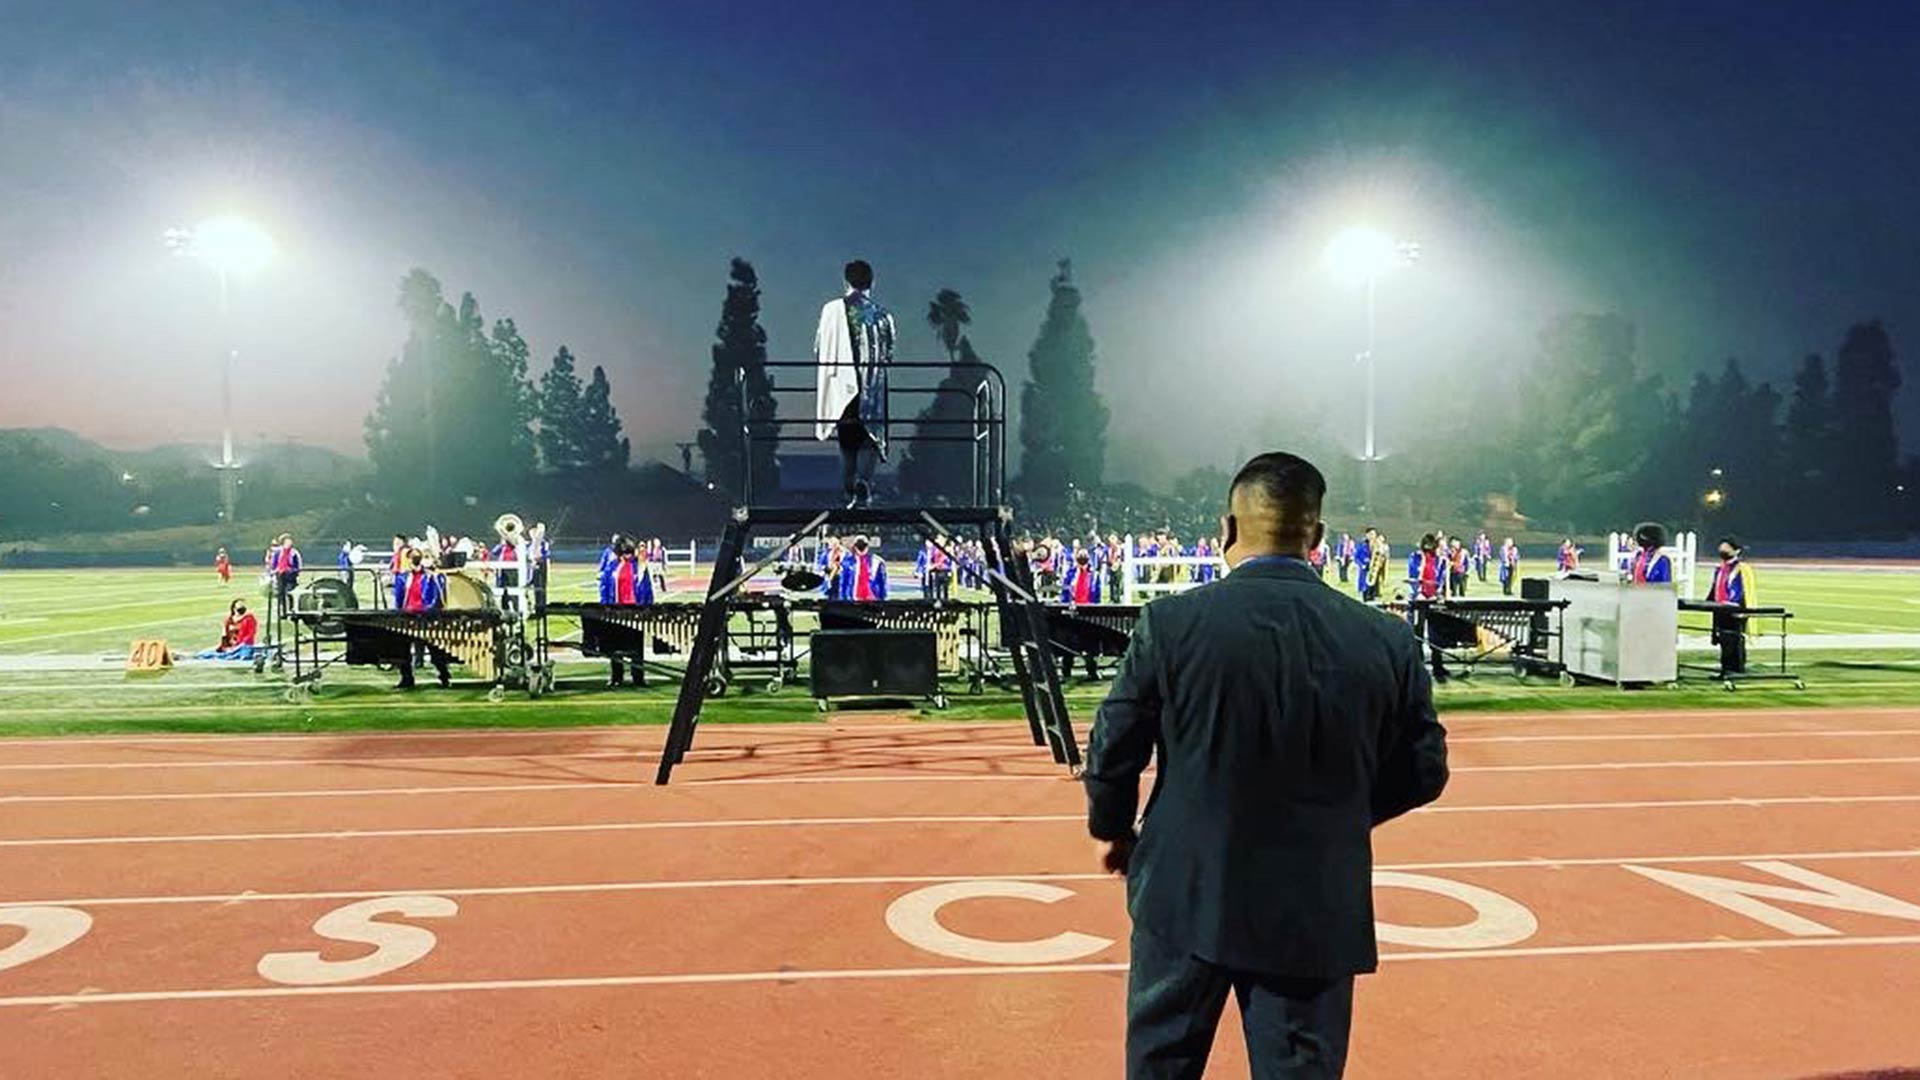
top-left (3, 708), bottom-right (1920, 1078)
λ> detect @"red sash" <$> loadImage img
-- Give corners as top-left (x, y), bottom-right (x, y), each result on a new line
top-left (616, 560), bottom-right (638, 605)
top-left (854, 555), bottom-right (874, 601)
top-left (404, 574), bottom-right (426, 612)
top-left (1072, 569), bottom-right (1092, 604)
top-left (274, 547), bottom-right (293, 572)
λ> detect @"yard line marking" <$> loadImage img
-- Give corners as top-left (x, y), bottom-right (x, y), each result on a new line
top-left (0, 615), bottom-right (215, 645)
top-left (1453, 729), bottom-right (1920, 744)
top-left (6, 936), bottom-right (1920, 1008)
top-left (7, 793), bottom-right (1920, 845)
top-left (11, 848), bottom-right (1920, 909)
top-left (1453, 756), bottom-right (1920, 773)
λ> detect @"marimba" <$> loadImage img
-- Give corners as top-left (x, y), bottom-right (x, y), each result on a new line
top-left (1404, 597), bottom-right (1567, 677)
top-left (808, 600), bottom-right (982, 674)
top-left (543, 602), bottom-right (704, 658)
top-left (337, 610), bottom-right (506, 681)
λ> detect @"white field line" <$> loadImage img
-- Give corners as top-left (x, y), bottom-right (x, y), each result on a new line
top-left (7, 793), bottom-right (1920, 845)
top-left (5, 936), bottom-right (1920, 1008)
top-left (8, 847), bottom-right (1919, 909)
top-left (0, 614), bottom-right (216, 645)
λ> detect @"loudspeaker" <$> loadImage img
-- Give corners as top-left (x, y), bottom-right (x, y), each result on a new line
top-left (810, 629), bottom-right (938, 699)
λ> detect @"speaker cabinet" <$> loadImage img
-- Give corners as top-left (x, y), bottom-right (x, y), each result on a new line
top-left (810, 629), bottom-right (938, 699)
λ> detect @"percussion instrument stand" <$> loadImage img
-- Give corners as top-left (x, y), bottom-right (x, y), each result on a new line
top-left (653, 504), bottom-right (1080, 784)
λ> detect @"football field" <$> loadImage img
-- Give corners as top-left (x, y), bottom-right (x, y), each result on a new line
top-left (1, 562), bottom-right (1918, 737)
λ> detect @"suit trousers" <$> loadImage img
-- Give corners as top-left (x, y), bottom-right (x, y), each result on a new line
top-left (1126, 924), bottom-right (1353, 1080)
top-left (836, 397), bottom-right (878, 498)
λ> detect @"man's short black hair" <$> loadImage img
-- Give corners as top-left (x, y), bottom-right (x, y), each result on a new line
top-left (1719, 535), bottom-right (1742, 553)
top-left (1228, 452), bottom-right (1325, 520)
top-left (844, 260), bottom-right (874, 290)
top-left (1420, 532), bottom-right (1439, 552)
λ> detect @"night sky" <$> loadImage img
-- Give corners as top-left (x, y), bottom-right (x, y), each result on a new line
top-left (2, 1), bottom-right (1916, 484)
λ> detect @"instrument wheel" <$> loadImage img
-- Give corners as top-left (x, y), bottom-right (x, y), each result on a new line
top-left (815, 698), bottom-right (830, 713)
top-left (764, 678), bottom-right (783, 696)
top-left (488, 685), bottom-right (507, 703)
top-left (705, 675), bottom-right (728, 698)
top-left (931, 694), bottom-right (949, 711)
top-left (1722, 680), bottom-right (1737, 692)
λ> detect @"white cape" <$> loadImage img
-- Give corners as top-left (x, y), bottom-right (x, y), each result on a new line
top-left (815, 296), bottom-right (859, 440)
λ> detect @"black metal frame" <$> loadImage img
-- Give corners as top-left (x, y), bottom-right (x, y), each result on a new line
top-left (1677, 601), bottom-right (1803, 689)
top-left (1405, 597), bottom-right (1569, 678)
top-left (736, 360), bottom-right (1005, 508)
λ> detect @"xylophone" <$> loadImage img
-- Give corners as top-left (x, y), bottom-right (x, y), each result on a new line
top-left (336, 610), bottom-right (505, 681)
top-left (1404, 597), bottom-right (1567, 676)
top-left (806, 600), bottom-right (981, 673)
top-left (542, 602), bottom-right (704, 658)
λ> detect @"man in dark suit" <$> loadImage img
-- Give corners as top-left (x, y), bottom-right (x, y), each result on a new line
top-left (1084, 451), bottom-right (1450, 1079)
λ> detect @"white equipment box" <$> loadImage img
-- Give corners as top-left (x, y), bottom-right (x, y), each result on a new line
top-left (1550, 577), bottom-right (1678, 685)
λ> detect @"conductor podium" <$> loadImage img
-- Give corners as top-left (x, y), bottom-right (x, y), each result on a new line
top-left (650, 359), bottom-right (1081, 783)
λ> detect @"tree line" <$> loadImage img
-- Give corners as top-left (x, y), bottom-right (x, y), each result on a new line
top-left (362, 269), bottom-right (630, 514)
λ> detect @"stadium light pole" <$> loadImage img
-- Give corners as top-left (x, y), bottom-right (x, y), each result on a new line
top-left (1324, 227), bottom-right (1420, 513)
top-left (164, 216), bottom-right (275, 532)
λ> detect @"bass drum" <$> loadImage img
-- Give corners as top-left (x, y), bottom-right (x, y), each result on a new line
top-left (441, 572), bottom-right (495, 611)
top-left (292, 577), bottom-right (359, 636)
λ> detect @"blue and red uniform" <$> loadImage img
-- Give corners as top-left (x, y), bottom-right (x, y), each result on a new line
top-left (391, 569), bottom-right (444, 612)
top-left (599, 556), bottom-right (655, 606)
top-left (834, 551), bottom-right (888, 601)
top-left (1060, 563), bottom-right (1101, 605)
top-left (1708, 558), bottom-right (1753, 605)
top-left (1629, 548), bottom-right (1673, 585)
top-left (1407, 550), bottom-right (1448, 600)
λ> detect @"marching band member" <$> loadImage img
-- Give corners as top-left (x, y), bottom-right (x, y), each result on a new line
top-left (1352, 529), bottom-right (1373, 598)
top-left (1194, 536), bottom-right (1218, 583)
top-left (1628, 522), bottom-right (1673, 584)
top-left (1337, 531), bottom-right (1355, 584)
top-left (1061, 548), bottom-right (1102, 605)
top-left (926, 540), bottom-right (953, 603)
top-left (218, 599), bottom-right (257, 653)
top-left (1557, 537), bottom-right (1582, 573)
top-left (1499, 537), bottom-right (1520, 596)
top-left (819, 536), bottom-right (845, 597)
top-left (388, 535), bottom-right (408, 577)
top-left (1447, 537), bottom-right (1470, 597)
top-left (337, 541), bottom-right (354, 582)
top-left (915, 541), bottom-right (932, 594)
top-left (1474, 532), bottom-right (1493, 583)
top-left (599, 538), bottom-right (655, 687)
top-left (391, 549), bottom-right (450, 690)
top-left (1705, 536), bottom-right (1756, 674)
top-left (1407, 533), bottom-right (1449, 602)
top-left (599, 533), bottom-right (622, 578)
top-left (1306, 534), bottom-right (1328, 580)
top-left (267, 534), bottom-right (302, 610)
top-left (1366, 530), bottom-right (1391, 602)
top-left (834, 535), bottom-right (888, 601)
top-left (528, 522), bottom-right (552, 608)
top-left (648, 537), bottom-right (667, 594)
top-left (214, 547), bottom-right (232, 584)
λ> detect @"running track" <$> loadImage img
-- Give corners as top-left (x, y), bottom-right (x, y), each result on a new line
top-left (3, 708), bottom-right (1920, 1078)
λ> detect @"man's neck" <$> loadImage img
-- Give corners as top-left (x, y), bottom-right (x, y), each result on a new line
top-left (1228, 546), bottom-right (1307, 570)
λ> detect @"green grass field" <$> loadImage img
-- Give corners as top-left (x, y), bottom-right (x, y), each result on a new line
top-left (1, 562), bottom-right (1917, 737)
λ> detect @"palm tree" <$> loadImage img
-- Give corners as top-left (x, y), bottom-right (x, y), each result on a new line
top-left (926, 288), bottom-right (971, 364)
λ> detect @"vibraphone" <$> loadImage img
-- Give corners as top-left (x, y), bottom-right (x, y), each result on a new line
top-left (1404, 597), bottom-right (1567, 677)
top-left (803, 600), bottom-right (992, 686)
top-left (538, 600), bottom-right (797, 695)
top-left (992, 604), bottom-right (1143, 681)
top-left (1676, 601), bottom-right (1802, 689)
top-left (336, 609), bottom-right (507, 681)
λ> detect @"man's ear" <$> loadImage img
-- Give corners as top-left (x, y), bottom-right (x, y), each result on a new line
top-left (1311, 520), bottom-right (1326, 552)
top-left (1220, 514), bottom-right (1238, 554)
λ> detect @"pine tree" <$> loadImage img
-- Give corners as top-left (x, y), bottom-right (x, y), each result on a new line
top-left (1511, 313), bottom-right (1649, 530)
top-left (699, 258), bottom-right (777, 497)
top-left (1018, 259), bottom-right (1109, 500)
top-left (1783, 354), bottom-right (1835, 523)
top-left (901, 336), bottom-right (993, 501)
top-left (536, 346), bottom-right (586, 471)
top-left (1831, 320), bottom-right (1903, 529)
top-left (363, 269), bottom-right (536, 510)
top-left (578, 364), bottom-right (631, 472)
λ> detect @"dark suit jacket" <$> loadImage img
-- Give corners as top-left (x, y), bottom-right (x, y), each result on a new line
top-left (1084, 556), bottom-right (1448, 977)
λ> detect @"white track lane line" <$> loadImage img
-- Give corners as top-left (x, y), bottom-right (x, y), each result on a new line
top-left (2, 705), bottom-right (1917, 748)
top-left (8, 731), bottom-right (1920, 770)
top-left (8, 848), bottom-right (1918, 909)
top-left (11, 749), bottom-right (1920, 772)
top-left (5, 936), bottom-right (1920, 1009)
top-left (8, 795), bottom-right (1920, 846)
